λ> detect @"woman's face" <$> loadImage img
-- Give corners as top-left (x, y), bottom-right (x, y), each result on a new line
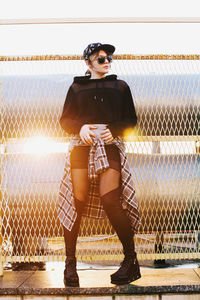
top-left (86, 50), bottom-right (112, 77)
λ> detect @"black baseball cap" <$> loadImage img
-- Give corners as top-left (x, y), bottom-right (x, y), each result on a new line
top-left (83, 43), bottom-right (115, 60)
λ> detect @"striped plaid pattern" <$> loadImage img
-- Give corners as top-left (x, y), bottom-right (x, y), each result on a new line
top-left (58, 136), bottom-right (140, 232)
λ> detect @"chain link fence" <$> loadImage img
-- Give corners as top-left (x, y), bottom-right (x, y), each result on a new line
top-left (0, 55), bottom-right (199, 266)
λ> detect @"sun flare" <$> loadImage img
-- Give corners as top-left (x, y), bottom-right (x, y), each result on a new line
top-left (23, 136), bottom-right (67, 154)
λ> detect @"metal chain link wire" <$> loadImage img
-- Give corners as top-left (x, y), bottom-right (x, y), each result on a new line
top-left (0, 55), bottom-right (199, 264)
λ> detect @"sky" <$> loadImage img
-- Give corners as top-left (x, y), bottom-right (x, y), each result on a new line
top-left (0, 0), bottom-right (200, 55)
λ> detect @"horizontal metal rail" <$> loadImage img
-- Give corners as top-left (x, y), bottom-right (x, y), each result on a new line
top-left (1, 54), bottom-right (200, 61)
top-left (1, 17), bottom-right (200, 25)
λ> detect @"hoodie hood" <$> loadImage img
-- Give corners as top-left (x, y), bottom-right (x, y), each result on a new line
top-left (73, 74), bottom-right (117, 84)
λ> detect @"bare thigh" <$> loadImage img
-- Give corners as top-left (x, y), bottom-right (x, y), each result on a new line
top-left (71, 168), bottom-right (89, 202)
top-left (99, 167), bottom-right (121, 197)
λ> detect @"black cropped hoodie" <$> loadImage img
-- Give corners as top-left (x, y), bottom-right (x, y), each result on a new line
top-left (60, 74), bottom-right (137, 137)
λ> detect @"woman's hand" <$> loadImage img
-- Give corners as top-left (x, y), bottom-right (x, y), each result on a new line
top-left (79, 124), bottom-right (97, 145)
top-left (100, 128), bottom-right (114, 143)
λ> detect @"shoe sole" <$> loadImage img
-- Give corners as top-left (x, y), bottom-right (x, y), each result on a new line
top-left (111, 273), bottom-right (141, 285)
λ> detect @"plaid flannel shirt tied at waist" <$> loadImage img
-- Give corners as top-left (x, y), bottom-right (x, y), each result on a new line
top-left (87, 137), bottom-right (111, 179)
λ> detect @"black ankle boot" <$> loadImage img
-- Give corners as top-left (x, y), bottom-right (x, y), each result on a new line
top-left (111, 255), bottom-right (141, 285)
top-left (64, 256), bottom-right (79, 287)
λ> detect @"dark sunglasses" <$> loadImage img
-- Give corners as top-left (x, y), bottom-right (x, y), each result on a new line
top-left (96, 55), bottom-right (113, 64)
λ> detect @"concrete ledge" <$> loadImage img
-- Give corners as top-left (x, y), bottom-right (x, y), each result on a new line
top-left (0, 268), bottom-right (199, 297)
top-left (0, 285), bottom-right (200, 296)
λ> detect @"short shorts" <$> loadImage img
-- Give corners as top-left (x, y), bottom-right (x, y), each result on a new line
top-left (70, 144), bottom-right (121, 172)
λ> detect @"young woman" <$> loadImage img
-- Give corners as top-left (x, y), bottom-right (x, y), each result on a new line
top-left (58, 43), bottom-right (141, 287)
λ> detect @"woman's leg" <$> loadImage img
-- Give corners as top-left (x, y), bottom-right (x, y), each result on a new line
top-left (63, 167), bottom-right (89, 287)
top-left (63, 146), bottom-right (90, 287)
top-left (99, 166), bottom-right (141, 285)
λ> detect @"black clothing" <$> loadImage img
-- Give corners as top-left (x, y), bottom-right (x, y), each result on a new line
top-left (60, 75), bottom-right (137, 137)
top-left (70, 144), bottom-right (121, 171)
top-left (63, 198), bottom-right (85, 287)
top-left (60, 74), bottom-right (141, 286)
top-left (101, 187), bottom-right (141, 285)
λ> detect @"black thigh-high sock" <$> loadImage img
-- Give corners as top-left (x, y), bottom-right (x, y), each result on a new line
top-left (63, 198), bottom-right (85, 287)
top-left (63, 198), bottom-right (85, 259)
top-left (101, 187), bottom-right (141, 284)
top-left (101, 187), bottom-right (135, 258)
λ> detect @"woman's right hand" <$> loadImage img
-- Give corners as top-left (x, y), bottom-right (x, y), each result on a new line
top-left (79, 124), bottom-right (97, 145)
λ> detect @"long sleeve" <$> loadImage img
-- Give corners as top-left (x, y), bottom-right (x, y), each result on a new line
top-left (108, 84), bottom-right (137, 137)
top-left (59, 86), bottom-right (84, 134)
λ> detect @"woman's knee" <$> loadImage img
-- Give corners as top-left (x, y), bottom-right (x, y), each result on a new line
top-left (101, 187), bottom-right (121, 209)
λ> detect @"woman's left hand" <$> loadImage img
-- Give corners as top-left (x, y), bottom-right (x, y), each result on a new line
top-left (100, 128), bottom-right (114, 143)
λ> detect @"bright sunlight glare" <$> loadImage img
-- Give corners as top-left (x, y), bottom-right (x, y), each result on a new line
top-left (23, 136), bottom-right (68, 154)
